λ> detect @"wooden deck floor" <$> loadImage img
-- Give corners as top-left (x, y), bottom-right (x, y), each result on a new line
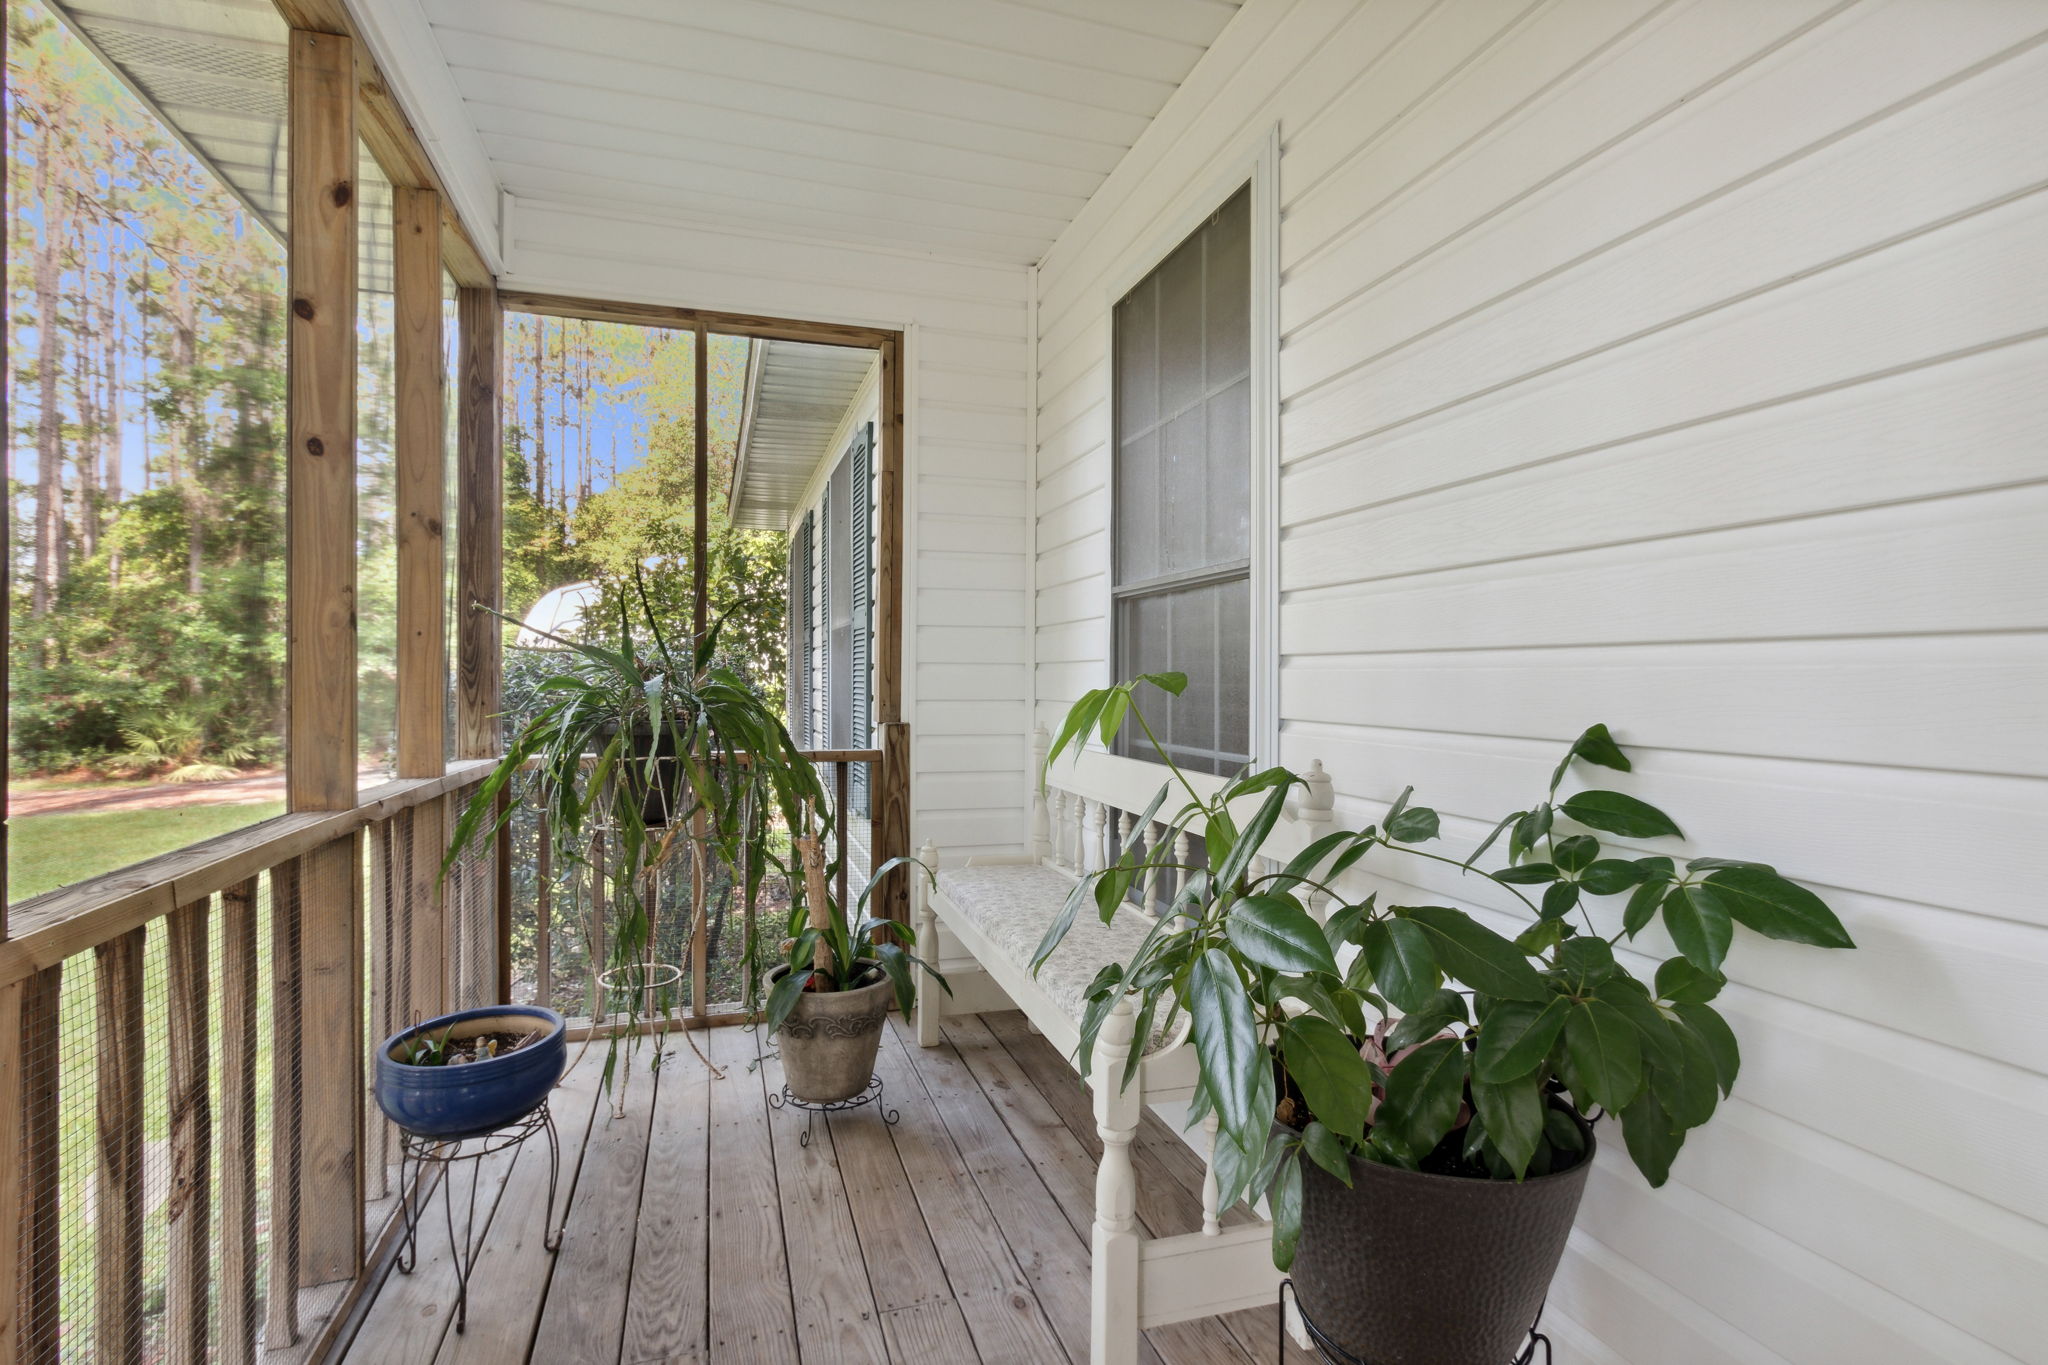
top-left (341, 1010), bottom-right (1284, 1365)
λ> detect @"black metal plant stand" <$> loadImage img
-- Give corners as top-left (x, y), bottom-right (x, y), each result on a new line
top-left (767, 1075), bottom-right (899, 1147)
top-left (1277, 1280), bottom-right (1552, 1365)
top-left (396, 1102), bottom-right (565, 1334)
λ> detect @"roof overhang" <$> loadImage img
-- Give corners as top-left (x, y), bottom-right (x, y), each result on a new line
top-left (728, 338), bottom-right (877, 531)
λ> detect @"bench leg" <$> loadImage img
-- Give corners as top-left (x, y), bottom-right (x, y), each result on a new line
top-left (1090, 998), bottom-right (1141, 1365)
top-left (915, 840), bottom-right (942, 1047)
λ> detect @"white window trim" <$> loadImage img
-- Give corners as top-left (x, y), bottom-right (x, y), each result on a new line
top-left (1096, 124), bottom-right (1281, 770)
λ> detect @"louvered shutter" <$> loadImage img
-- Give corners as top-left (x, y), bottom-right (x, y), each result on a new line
top-left (818, 479), bottom-right (832, 748)
top-left (791, 511), bottom-right (814, 746)
top-left (849, 425), bottom-right (873, 817)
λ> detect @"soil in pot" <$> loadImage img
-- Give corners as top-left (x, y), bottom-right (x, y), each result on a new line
top-left (1289, 1108), bottom-right (1594, 1365)
top-left (768, 962), bottom-right (892, 1104)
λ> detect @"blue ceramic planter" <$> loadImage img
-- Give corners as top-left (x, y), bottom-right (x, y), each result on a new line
top-left (375, 1005), bottom-right (566, 1140)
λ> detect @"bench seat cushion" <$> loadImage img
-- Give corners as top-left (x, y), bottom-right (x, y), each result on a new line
top-left (937, 863), bottom-right (1177, 1054)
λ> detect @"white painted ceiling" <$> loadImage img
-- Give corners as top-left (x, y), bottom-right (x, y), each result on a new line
top-left (731, 339), bottom-right (877, 530)
top-left (370, 0), bottom-right (1244, 266)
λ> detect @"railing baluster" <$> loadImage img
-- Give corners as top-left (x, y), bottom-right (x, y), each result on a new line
top-left (10, 963), bottom-right (61, 1365)
top-left (219, 878), bottom-right (260, 1365)
top-left (95, 926), bottom-right (145, 1363)
top-left (537, 807), bottom-right (553, 1011)
top-left (267, 859), bottom-right (302, 1347)
top-left (165, 895), bottom-right (212, 1365)
top-left (1088, 799), bottom-right (1108, 877)
top-left (367, 822), bottom-right (393, 1202)
top-left (1172, 830), bottom-right (1194, 928)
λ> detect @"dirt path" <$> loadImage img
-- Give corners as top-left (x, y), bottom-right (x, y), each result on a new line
top-left (11, 765), bottom-right (385, 817)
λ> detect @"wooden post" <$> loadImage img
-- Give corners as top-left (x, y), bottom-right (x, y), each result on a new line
top-left (10, 966), bottom-right (61, 1365)
top-left (408, 799), bottom-right (449, 1022)
top-left (693, 320), bottom-right (709, 638)
top-left (219, 879), bottom-right (260, 1365)
top-left (914, 838), bottom-right (940, 1047)
top-left (95, 927), bottom-right (146, 1363)
top-left (456, 287), bottom-right (503, 761)
top-left (164, 897), bottom-right (213, 1365)
top-left (874, 334), bottom-right (903, 725)
top-left (394, 186), bottom-right (446, 780)
top-left (299, 834), bottom-right (364, 1285)
top-left (286, 27), bottom-right (357, 814)
top-left (874, 721), bottom-right (911, 928)
top-left (0, 977), bottom-right (19, 1364)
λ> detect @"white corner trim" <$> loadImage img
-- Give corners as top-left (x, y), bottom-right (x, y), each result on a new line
top-left (344, 0), bottom-right (505, 276)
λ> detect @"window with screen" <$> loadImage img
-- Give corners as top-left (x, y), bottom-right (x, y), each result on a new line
top-left (1112, 184), bottom-right (1252, 776)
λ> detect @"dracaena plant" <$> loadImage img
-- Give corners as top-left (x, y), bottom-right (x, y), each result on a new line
top-left (447, 568), bottom-right (827, 1041)
top-left (762, 851), bottom-right (948, 1036)
top-left (1036, 674), bottom-right (1854, 1270)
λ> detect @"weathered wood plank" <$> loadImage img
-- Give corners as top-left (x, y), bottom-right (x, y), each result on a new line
top-left (981, 1014), bottom-right (1282, 1364)
top-left (706, 1026), bottom-right (800, 1362)
top-left (164, 897), bottom-right (213, 1365)
top-left (454, 287), bottom-right (502, 761)
top-left (431, 1044), bottom-right (605, 1365)
top-left (619, 1027), bottom-right (713, 1363)
top-left (871, 1022), bottom-right (1069, 1364)
top-left (759, 1048), bottom-right (891, 1365)
top-left (528, 1038), bottom-right (657, 1363)
top-left (95, 927), bottom-right (146, 1362)
top-left (873, 722), bottom-right (912, 928)
top-left (219, 878), bottom-right (261, 1365)
top-left (890, 1015), bottom-right (1153, 1365)
top-left (875, 333), bottom-right (904, 725)
top-left (394, 185), bottom-right (447, 781)
top-left (939, 1015), bottom-right (1254, 1365)
top-left (500, 290), bottom-right (898, 350)
top-left (0, 977), bottom-right (20, 1365)
top-left (286, 26), bottom-right (358, 814)
top-left (299, 834), bottom-right (365, 1284)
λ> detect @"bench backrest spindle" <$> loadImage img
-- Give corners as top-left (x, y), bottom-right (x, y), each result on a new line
top-left (1088, 799), bottom-right (1108, 876)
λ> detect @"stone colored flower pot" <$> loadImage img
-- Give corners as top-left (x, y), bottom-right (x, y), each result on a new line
top-left (1290, 1110), bottom-right (1595, 1365)
top-left (768, 962), bottom-right (892, 1103)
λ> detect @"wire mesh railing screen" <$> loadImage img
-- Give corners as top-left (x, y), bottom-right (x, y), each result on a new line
top-left (14, 873), bottom-right (287, 1364)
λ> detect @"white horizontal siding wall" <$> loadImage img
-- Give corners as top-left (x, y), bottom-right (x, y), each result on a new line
top-left (504, 199), bottom-right (1033, 859)
top-left (1032, 1), bottom-right (2048, 1360)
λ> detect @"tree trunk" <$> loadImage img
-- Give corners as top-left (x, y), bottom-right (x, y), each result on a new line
top-left (31, 117), bottom-right (68, 624)
top-left (173, 286), bottom-right (205, 598)
top-left (531, 313), bottom-right (547, 506)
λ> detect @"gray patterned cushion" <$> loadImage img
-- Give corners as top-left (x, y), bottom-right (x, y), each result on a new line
top-left (937, 863), bottom-right (1181, 1055)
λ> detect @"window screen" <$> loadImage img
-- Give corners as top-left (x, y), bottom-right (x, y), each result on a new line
top-left (1112, 185), bottom-right (1252, 776)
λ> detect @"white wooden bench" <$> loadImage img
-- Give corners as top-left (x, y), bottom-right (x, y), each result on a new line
top-left (914, 728), bottom-right (1333, 1365)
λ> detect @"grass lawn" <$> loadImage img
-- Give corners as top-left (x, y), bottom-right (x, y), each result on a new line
top-left (9, 802), bottom-right (287, 901)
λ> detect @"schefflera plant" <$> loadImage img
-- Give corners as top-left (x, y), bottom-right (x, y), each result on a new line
top-left (1036, 675), bottom-right (1855, 1269)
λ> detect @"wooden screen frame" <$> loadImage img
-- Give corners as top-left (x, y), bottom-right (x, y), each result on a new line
top-left (499, 290), bottom-right (911, 927)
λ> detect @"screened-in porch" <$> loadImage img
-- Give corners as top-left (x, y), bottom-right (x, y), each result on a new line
top-left (4, 2), bottom-right (2044, 1364)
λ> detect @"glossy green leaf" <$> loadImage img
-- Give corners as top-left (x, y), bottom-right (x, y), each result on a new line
top-left (1282, 1015), bottom-right (1373, 1139)
top-left (1540, 881), bottom-right (1581, 922)
top-left (1269, 1149), bottom-right (1304, 1272)
top-left (1188, 949), bottom-right (1262, 1143)
top-left (1096, 689), bottom-right (1130, 749)
top-left (1702, 867), bottom-right (1854, 949)
top-left (1362, 918), bottom-right (1440, 1013)
top-left (1542, 1104), bottom-right (1585, 1156)
top-left (1621, 879), bottom-right (1668, 938)
top-left (1383, 988), bottom-right (1466, 1053)
top-left (1474, 996), bottom-right (1569, 1084)
top-left (1663, 883), bottom-right (1733, 973)
top-left (1513, 918), bottom-right (1565, 955)
top-left (1465, 809), bottom-right (1524, 870)
top-left (764, 967), bottom-right (814, 1037)
top-left (1557, 935), bottom-right (1616, 982)
top-left (1559, 790), bottom-right (1682, 840)
top-left (1564, 999), bottom-right (1643, 1111)
top-left (1472, 1072), bottom-right (1544, 1178)
top-left (1673, 1002), bottom-right (1740, 1096)
top-left (1301, 1120), bottom-right (1353, 1186)
top-left (1493, 862), bottom-right (1560, 885)
top-left (1579, 859), bottom-right (1645, 897)
top-left (1653, 1016), bottom-right (1721, 1130)
top-left (1399, 906), bottom-right (1549, 1002)
top-left (1137, 671), bottom-right (1188, 696)
top-left (1652, 956), bottom-right (1725, 1005)
top-left (1385, 804), bottom-right (1440, 843)
top-left (1553, 835), bottom-right (1598, 873)
top-left (1226, 894), bottom-right (1339, 975)
top-left (1619, 1094), bottom-right (1683, 1187)
top-left (1379, 1037), bottom-right (1466, 1157)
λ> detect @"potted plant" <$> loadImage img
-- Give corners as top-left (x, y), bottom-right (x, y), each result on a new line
top-left (1038, 674), bottom-right (1855, 1364)
top-left (446, 571), bottom-right (827, 1052)
top-left (762, 820), bottom-right (947, 1102)
top-left (375, 1004), bottom-right (568, 1139)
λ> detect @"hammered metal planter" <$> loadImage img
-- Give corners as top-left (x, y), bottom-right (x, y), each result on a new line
top-left (1291, 1113), bottom-right (1595, 1365)
top-left (768, 962), bottom-right (893, 1103)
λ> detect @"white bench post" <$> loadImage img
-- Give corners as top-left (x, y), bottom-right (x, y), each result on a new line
top-left (1091, 997), bottom-right (1142, 1365)
top-left (1031, 725), bottom-right (1052, 861)
top-left (915, 837), bottom-right (942, 1047)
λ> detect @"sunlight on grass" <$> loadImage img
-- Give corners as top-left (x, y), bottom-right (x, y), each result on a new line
top-left (9, 803), bottom-right (288, 902)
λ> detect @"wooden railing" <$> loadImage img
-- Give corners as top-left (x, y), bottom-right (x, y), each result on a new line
top-left (503, 745), bottom-right (904, 1033)
top-left (0, 759), bottom-right (501, 1364)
